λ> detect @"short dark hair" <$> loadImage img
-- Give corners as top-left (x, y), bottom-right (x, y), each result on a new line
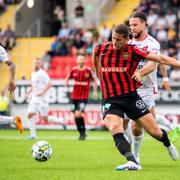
top-left (113, 24), bottom-right (129, 38)
top-left (131, 11), bottom-right (147, 25)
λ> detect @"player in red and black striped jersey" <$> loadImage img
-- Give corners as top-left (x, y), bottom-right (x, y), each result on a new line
top-left (92, 24), bottom-right (180, 170)
top-left (65, 55), bottom-right (98, 140)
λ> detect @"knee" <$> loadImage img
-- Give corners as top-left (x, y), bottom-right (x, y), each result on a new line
top-left (105, 115), bottom-right (123, 134)
top-left (132, 123), bottom-right (142, 136)
top-left (75, 111), bottom-right (83, 118)
top-left (28, 113), bottom-right (35, 119)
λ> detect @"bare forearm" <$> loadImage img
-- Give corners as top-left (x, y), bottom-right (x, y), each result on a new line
top-left (159, 64), bottom-right (168, 77)
top-left (8, 61), bottom-right (16, 82)
top-left (138, 62), bottom-right (156, 77)
top-left (147, 54), bottom-right (180, 68)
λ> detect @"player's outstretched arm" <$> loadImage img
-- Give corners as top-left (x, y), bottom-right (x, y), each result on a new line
top-left (132, 61), bottom-right (157, 82)
top-left (5, 59), bottom-right (16, 93)
top-left (146, 54), bottom-right (180, 69)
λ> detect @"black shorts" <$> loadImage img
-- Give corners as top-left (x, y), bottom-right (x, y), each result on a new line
top-left (102, 91), bottom-right (150, 121)
top-left (71, 99), bottom-right (88, 113)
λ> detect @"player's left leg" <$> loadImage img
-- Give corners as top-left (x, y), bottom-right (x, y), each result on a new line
top-left (137, 113), bottom-right (179, 161)
top-left (40, 103), bottom-right (66, 130)
top-left (75, 100), bottom-right (87, 140)
top-left (0, 115), bottom-right (23, 134)
top-left (156, 113), bottom-right (180, 142)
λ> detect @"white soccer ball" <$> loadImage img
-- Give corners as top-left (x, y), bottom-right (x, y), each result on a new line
top-left (31, 140), bottom-right (52, 162)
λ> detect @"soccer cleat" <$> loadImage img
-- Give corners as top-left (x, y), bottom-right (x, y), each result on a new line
top-left (14, 116), bottom-right (23, 134)
top-left (58, 117), bottom-right (66, 130)
top-left (79, 134), bottom-right (87, 141)
top-left (167, 143), bottom-right (179, 161)
top-left (115, 161), bottom-right (142, 171)
top-left (170, 127), bottom-right (180, 143)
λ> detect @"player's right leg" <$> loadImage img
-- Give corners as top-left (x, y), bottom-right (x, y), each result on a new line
top-left (0, 115), bottom-right (23, 134)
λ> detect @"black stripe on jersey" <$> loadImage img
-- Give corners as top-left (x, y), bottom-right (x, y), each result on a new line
top-left (101, 43), bottom-right (111, 98)
top-left (116, 51), bottom-right (125, 93)
top-left (108, 51), bottom-right (117, 95)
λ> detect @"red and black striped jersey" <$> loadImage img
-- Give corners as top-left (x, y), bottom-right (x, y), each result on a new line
top-left (94, 42), bottom-right (148, 99)
top-left (68, 66), bottom-right (93, 100)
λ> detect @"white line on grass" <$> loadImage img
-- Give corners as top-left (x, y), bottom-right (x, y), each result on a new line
top-left (0, 135), bottom-right (152, 140)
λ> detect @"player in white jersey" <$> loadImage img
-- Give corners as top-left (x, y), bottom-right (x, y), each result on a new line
top-left (0, 45), bottom-right (23, 133)
top-left (124, 11), bottom-right (179, 164)
top-left (26, 58), bottom-right (65, 139)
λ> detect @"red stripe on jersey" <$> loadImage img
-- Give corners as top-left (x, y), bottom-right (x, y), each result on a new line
top-left (95, 42), bottom-right (148, 99)
top-left (69, 67), bottom-right (93, 100)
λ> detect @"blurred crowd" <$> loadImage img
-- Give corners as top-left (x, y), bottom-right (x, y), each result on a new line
top-left (0, 24), bottom-right (16, 50)
top-left (43, 0), bottom-right (179, 81)
top-left (136, 0), bottom-right (180, 79)
top-left (0, 0), bottom-right (179, 81)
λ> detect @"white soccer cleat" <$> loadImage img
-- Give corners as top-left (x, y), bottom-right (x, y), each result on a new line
top-left (115, 161), bottom-right (142, 171)
top-left (167, 143), bottom-right (179, 161)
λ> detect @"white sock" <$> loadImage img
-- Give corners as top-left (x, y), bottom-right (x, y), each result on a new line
top-left (132, 133), bottom-right (144, 160)
top-left (48, 115), bottom-right (64, 123)
top-left (156, 113), bottom-right (175, 132)
top-left (0, 115), bottom-right (14, 125)
top-left (124, 122), bottom-right (132, 144)
top-left (28, 116), bottom-right (36, 138)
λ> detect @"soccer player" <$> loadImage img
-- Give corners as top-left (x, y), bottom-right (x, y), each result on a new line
top-left (128, 11), bottom-right (179, 164)
top-left (92, 24), bottom-right (179, 170)
top-left (64, 55), bottom-right (98, 140)
top-left (26, 58), bottom-right (65, 139)
top-left (0, 45), bottom-right (23, 134)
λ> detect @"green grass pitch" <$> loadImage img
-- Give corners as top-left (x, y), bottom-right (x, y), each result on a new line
top-left (0, 129), bottom-right (179, 180)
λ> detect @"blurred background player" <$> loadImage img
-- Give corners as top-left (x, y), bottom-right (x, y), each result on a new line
top-left (64, 55), bottom-right (98, 140)
top-left (126, 11), bottom-right (179, 164)
top-left (0, 45), bottom-right (23, 134)
top-left (25, 58), bottom-right (66, 139)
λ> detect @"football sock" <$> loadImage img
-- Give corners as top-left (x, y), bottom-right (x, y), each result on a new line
top-left (113, 133), bottom-right (137, 164)
top-left (76, 117), bottom-right (86, 135)
top-left (156, 114), bottom-right (175, 132)
top-left (0, 115), bottom-right (14, 125)
top-left (157, 129), bottom-right (171, 147)
top-left (132, 133), bottom-right (144, 160)
top-left (124, 122), bottom-right (132, 144)
top-left (28, 116), bottom-right (36, 138)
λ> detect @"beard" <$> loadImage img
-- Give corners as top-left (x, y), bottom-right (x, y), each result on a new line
top-left (132, 31), bottom-right (142, 39)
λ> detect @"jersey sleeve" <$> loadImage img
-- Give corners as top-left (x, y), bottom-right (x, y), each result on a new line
top-left (0, 46), bottom-right (10, 62)
top-left (93, 43), bottom-right (102, 57)
top-left (43, 71), bottom-right (51, 83)
top-left (132, 45), bottom-right (148, 61)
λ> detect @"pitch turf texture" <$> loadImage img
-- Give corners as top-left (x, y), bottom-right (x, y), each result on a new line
top-left (0, 130), bottom-right (180, 180)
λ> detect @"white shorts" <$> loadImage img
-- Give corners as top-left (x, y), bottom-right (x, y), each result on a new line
top-left (27, 100), bottom-right (49, 116)
top-left (137, 88), bottom-right (155, 109)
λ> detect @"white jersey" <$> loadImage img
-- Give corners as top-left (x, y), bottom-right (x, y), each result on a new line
top-left (130, 34), bottom-right (160, 92)
top-left (0, 45), bottom-right (10, 62)
top-left (30, 68), bottom-right (50, 103)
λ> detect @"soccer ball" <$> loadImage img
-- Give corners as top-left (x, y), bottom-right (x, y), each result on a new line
top-left (31, 140), bottom-right (52, 162)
